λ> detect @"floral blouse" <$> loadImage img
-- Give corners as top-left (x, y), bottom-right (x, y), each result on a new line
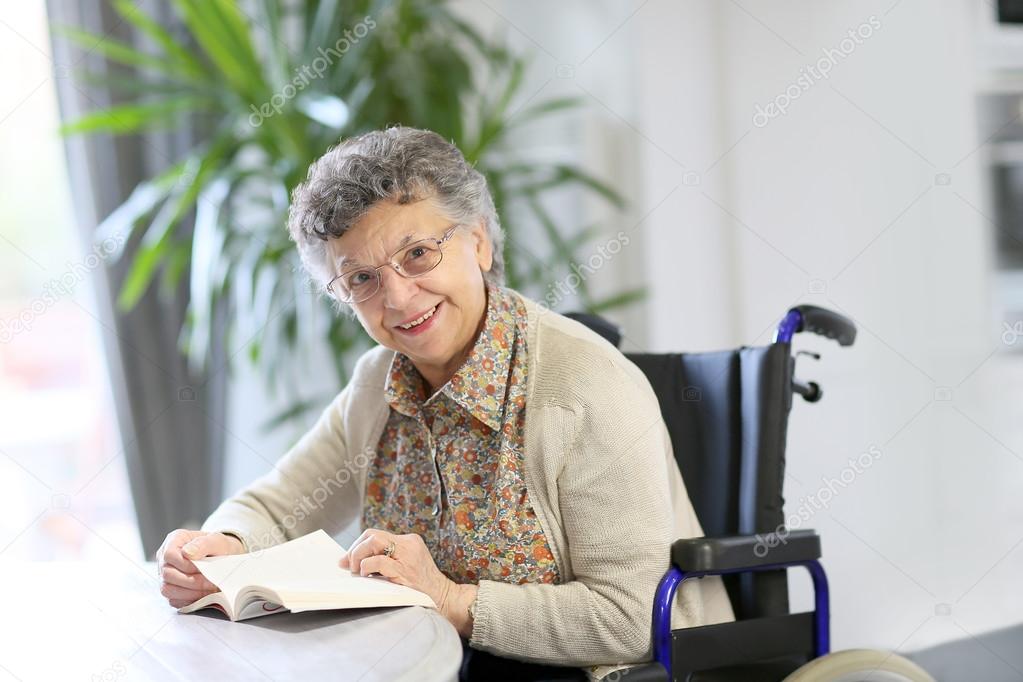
top-left (361, 285), bottom-right (560, 586)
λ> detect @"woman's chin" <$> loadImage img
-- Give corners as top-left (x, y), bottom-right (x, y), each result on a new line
top-left (391, 329), bottom-right (445, 360)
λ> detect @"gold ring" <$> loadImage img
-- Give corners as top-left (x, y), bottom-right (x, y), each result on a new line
top-left (383, 540), bottom-right (396, 559)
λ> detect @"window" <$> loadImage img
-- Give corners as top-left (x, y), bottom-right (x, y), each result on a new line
top-left (0, 3), bottom-right (140, 561)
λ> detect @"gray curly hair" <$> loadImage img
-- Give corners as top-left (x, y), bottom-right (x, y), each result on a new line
top-left (287, 126), bottom-right (505, 295)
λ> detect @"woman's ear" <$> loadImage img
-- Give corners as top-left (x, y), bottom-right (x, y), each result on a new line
top-left (471, 219), bottom-right (493, 273)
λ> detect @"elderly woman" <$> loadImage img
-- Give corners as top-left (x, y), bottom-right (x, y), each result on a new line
top-left (156, 126), bottom-right (733, 680)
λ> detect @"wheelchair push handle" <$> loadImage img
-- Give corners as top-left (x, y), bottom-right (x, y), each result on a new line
top-left (774, 305), bottom-right (857, 346)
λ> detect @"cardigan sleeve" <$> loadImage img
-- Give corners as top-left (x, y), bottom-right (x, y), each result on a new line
top-left (469, 366), bottom-right (678, 667)
top-left (199, 384), bottom-right (364, 553)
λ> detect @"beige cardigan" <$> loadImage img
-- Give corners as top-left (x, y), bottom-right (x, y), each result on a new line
top-left (200, 291), bottom-right (734, 674)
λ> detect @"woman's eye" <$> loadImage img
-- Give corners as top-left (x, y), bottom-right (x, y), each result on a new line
top-left (407, 246), bottom-right (427, 260)
top-left (348, 272), bottom-right (372, 286)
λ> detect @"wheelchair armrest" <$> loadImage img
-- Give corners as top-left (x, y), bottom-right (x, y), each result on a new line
top-left (672, 530), bottom-right (821, 572)
top-left (596, 662), bottom-right (668, 682)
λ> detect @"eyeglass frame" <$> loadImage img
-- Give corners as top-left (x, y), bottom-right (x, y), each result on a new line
top-left (325, 224), bottom-right (460, 304)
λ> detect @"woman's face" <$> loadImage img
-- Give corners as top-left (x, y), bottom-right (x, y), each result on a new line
top-left (326, 198), bottom-right (493, 388)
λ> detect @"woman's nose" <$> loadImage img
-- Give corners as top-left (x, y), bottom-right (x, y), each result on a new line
top-left (379, 266), bottom-right (419, 309)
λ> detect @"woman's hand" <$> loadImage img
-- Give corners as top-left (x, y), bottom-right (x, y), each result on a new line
top-left (340, 529), bottom-right (450, 603)
top-left (340, 528), bottom-right (478, 636)
top-left (156, 529), bottom-right (245, 608)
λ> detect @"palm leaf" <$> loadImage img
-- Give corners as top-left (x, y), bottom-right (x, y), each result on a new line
top-left (111, 0), bottom-right (207, 79)
top-left (92, 161), bottom-right (186, 253)
top-left (171, 0), bottom-right (267, 103)
top-left (63, 0), bottom-right (645, 434)
top-left (587, 287), bottom-right (648, 314)
top-left (55, 25), bottom-right (189, 79)
top-left (117, 132), bottom-right (235, 309)
top-left (508, 95), bottom-right (583, 129)
top-left (59, 98), bottom-right (204, 135)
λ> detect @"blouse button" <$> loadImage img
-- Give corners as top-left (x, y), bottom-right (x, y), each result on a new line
top-left (431, 503), bottom-right (440, 516)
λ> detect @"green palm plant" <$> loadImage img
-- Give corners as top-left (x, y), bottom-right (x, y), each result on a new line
top-left (60, 0), bottom-right (644, 429)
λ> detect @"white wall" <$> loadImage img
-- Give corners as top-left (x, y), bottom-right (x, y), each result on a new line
top-left (634, 0), bottom-right (1021, 657)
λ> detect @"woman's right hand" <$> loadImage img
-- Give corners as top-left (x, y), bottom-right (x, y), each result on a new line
top-left (156, 529), bottom-right (246, 608)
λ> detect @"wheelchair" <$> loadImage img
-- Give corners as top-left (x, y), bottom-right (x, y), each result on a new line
top-left (566, 306), bottom-right (934, 682)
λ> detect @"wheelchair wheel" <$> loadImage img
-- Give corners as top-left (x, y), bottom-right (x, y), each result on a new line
top-left (782, 649), bottom-right (934, 682)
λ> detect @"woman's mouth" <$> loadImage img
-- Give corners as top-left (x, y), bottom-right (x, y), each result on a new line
top-left (394, 302), bottom-right (441, 336)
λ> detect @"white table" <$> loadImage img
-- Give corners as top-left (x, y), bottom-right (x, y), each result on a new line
top-left (0, 560), bottom-right (463, 682)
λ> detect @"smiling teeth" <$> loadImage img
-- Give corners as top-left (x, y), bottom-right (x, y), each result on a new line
top-left (399, 305), bottom-right (437, 330)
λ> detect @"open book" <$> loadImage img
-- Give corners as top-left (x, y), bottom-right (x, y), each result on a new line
top-left (178, 529), bottom-right (436, 621)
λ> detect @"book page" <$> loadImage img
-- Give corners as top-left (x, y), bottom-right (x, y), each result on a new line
top-left (177, 590), bottom-right (286, 621)
top-left (184, 529), bottom-right (436, 616)
top-left (178, 590), bottom-right (233, 618)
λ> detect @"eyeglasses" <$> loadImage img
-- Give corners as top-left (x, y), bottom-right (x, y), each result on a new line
top-left (326, 225), bottom-right (459, 304)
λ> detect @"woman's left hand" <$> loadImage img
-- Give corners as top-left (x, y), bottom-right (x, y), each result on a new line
top-left (339, 528), bottom-right (453, 609)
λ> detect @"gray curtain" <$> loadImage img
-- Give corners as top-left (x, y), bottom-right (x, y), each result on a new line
top-left (46, 0), bottom-right (227, 559)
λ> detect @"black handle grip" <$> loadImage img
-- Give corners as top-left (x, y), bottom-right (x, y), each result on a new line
top-left (793, 305), bottom-right (856, 346)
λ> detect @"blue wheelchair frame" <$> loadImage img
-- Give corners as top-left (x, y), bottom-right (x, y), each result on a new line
top-left (653, 560), bottom-right (830, 678)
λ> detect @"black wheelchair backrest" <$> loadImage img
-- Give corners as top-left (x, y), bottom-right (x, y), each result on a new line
top-left (626, 346), bottom-right (794, 620)
top-left (563, 312), bottom-right (797, 619)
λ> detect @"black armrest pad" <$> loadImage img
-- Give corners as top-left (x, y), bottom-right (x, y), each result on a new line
top-left (672, 530), bottom-right (820, 572)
